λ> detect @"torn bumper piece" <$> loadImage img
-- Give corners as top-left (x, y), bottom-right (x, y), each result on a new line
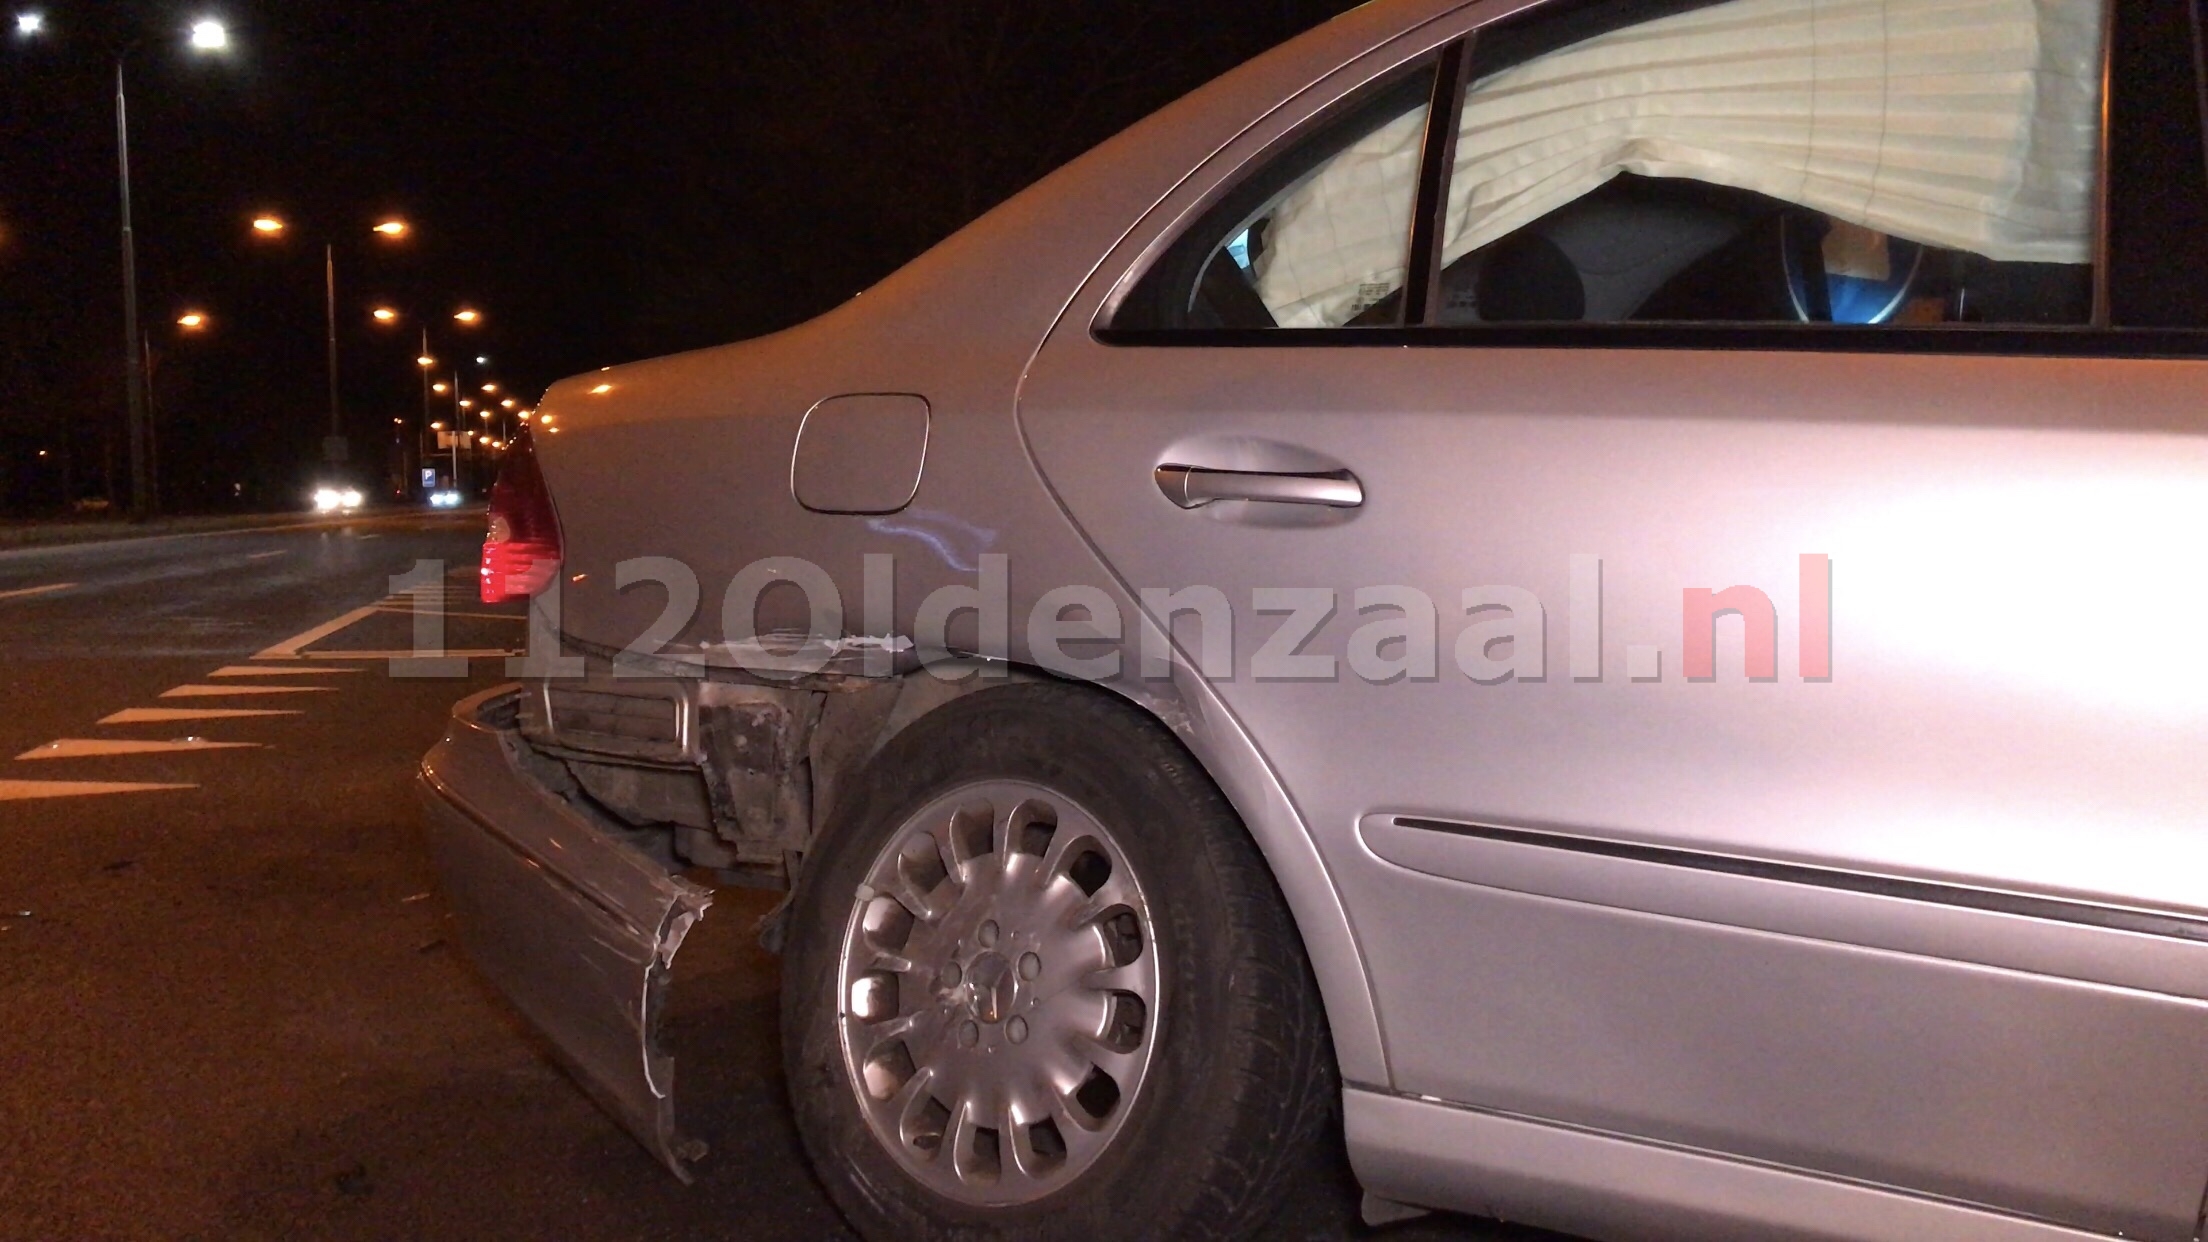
top-left (418, 685), bottom-right (712, 1179)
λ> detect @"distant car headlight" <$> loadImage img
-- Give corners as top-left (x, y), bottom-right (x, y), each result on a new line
top-left (429, 489), bottom-right (463, 508)
top-left (313, 486), bottom-right (366, 513)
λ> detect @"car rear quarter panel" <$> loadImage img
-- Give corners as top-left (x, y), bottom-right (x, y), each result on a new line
top-left (518, 0), bottom-right (1485, 1088)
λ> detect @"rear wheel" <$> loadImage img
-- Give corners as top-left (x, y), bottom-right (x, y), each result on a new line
top-left (782, 683), bottom-right (1331, 1241)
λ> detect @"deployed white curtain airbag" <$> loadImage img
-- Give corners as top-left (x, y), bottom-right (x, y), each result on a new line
top-left (1254, 0), bottom-right (2104, 328)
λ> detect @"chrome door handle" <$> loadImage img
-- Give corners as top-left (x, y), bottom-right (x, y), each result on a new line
top-left (1154, 465), bottom-right (1363, 509)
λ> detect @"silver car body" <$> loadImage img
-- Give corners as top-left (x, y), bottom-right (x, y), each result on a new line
top-left (422, 1), bottom-right (2208, 1238)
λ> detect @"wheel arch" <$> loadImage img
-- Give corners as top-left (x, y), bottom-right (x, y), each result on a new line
top-left (809, 657), bottom-right (1388, 1089)
top-left (541, 632), bottom-right (1390, 1090)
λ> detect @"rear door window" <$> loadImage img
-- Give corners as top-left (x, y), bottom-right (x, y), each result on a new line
top-left (1110, 0), bottom-right (2208, 344)
top-left (1111, 63), bottom-right (1438, 330)
top-left (1434, 0), bottom-right (2103, 328)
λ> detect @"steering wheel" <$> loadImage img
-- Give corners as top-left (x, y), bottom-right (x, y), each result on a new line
top-left (1782, 214), bottom-right (1925, 325)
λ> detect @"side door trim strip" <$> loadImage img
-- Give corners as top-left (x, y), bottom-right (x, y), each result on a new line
top-left (1394, 815), bottom-right (2208, 945)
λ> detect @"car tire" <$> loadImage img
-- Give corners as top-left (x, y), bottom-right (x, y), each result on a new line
top-left (782, 681), bottom-right (1332, 1242)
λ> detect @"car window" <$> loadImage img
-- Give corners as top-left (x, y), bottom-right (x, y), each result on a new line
top-left (1439, 0), bottom-right (2107, 327)
top-left (1111, 63), bottom-right (1437, 331)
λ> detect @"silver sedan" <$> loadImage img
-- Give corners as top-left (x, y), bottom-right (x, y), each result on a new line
top-left (421, 0), bottom-right (2208, 1238)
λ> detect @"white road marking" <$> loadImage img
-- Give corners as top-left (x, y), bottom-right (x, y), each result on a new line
top-left (302, 648), bottom-right (516, 660)
top-left (253, 592), bottom-right (517, 665)
top-left (159, 684), bottom-right (337, 698)
top-left (245, 550), bottom-right (286, 560)
top-left (16, 738), bottom-right (260, 760)
top-left (253, 604), bottom-right (383, 659)
top-left (208, 665), bottom-right (362, 677)
top-left (0, 779), bottom-right (196, 802)
top-left (0, 582), bottom-right (75, 601)
top-left (100, 707), bottom-right (302, 724)
top-left (375, 605), bottom-right (523, 622)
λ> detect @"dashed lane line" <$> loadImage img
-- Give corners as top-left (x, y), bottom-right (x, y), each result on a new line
top-left (0, 582), bottom-right (75, 602)
top-left (245, 550), bottom-right (287, 560)
top-left (17, 738), bottom-right (260, 761)
top-left (158, 684), bottom-right (338, 698)
top-left (0, 779), bottom-right (197, 802)
top-left (3, 592), bottom-right (460, 801)
top-left (99, 707), bottom-right (303, 725)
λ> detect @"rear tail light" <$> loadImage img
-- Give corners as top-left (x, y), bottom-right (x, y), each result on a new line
top-left (481, 427), bottom-right (563, 603)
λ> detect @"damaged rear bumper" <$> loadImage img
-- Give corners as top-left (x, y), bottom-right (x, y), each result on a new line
top-left (417, 684), bottom-right (712, 1179)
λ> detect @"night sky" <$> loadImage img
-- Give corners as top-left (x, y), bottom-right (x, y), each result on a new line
top-left (0, 1), bottom-right (1358, 513)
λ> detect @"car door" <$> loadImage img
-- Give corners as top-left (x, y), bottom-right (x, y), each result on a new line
top-left (1018, 0), bottom-right (2208, 1236)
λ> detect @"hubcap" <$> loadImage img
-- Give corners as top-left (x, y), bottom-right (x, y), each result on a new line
top-left (836, 780), bottom-right (1161, 1207)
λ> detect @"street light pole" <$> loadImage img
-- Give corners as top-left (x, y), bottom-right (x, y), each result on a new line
top-left (116, 61), bottom-right (150, 520)
top-left (420, 326), bottom-right (435, 489)
top-left (449, 370), bottom-right (463, 488)
top-left (141, 328), bottom-right (158, 510)
top-left (103, 21), bottom-right (228, 520)
top-left (324, 243), bottom-right (343, 462)
top-left (254, 217), bottom-right (407, 465)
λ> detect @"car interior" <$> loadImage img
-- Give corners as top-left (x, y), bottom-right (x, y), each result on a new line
top-left (1195, 172), bottom-right (2095, 329)
top-left (1127, 0), bottom-right (2100, 334)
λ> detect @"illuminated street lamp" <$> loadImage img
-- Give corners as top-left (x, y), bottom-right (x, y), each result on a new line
top-left (15, 11), bottom-right (43, 37)
top-left (141, 301), bottom-right (215, 508)
top-left (389, 322), bottom-right (453, 497)
top-left (432, 381), bottom-right (449, 394)
top-left (249, 214), bottom-right (412, 464)
top-left (500, 398), bottom-right (515, 410)
top-left (103, 16), bottom-right (231, 518)
top-left (452, 308), bottom-right (481, 325)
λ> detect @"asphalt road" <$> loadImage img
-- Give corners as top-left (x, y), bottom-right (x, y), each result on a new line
top-left (0, 511), bottom-right (1564, 1242)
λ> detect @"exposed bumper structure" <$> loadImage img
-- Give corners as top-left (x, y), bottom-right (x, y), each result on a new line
top-left (418, 685), bottom-right (712, 1179)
